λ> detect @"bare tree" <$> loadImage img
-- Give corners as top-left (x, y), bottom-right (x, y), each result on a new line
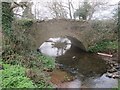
top-left (74, 0), bottom-right (108, 20)
top-left (11, 0), bottom-right (35, 19)
top-left (11, 2), bottom-right (27, 10)
top-left (33, 2), bottom-right (49, 20)
top-left (22, 1), bottom-right (34, 19)
top-left (47, 0), bottom-right (68, 19)
top-left (74, 0), bottom-right (91, 20)
top-left (67, 0), bottom-right (74, 19)
top-left (11, 1), bottom-right (28, 18)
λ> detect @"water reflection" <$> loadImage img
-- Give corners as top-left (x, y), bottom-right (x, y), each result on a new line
top-left (39, 37), bottom-right (71, 57)
top-left (39, 37), bottom-right (118, 88)
top-left (56, 45), bottom-right (107, 78)
top-left (81, 74), bottom-right (118, 88)
top-left (56, 75), bottom-right (118, 88)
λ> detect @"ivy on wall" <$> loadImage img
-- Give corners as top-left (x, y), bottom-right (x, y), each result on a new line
top-left (2, 2), bottom-right (13, 36)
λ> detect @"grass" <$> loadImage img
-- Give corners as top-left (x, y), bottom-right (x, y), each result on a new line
top-left (88, 40), bottom-right (118, 53)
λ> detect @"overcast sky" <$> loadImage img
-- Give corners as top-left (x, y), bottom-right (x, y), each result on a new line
top-left (25, 0), bottom-right (119, 4)
top-left (15, 0), bottom-right (119, 20)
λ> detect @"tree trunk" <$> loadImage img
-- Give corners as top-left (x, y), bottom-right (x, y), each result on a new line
top-left (118, 2), bottom-right (120, 63)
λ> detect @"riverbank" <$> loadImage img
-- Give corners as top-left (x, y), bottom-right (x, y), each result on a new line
top-left (98, 52), bottom-right (120, 79)
top-left (88, 39), bottom-right (119, 78)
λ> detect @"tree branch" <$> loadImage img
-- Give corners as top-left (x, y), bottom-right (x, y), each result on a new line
top-left (10, 2), bottom-right (27, 11)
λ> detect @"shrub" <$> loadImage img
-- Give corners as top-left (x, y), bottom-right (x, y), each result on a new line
top-left (17, 19), bottom-right (33, 29)
top-left (1, 63), bottom-right (55, 88)
top-left (37, 54), bottom-right (55, 69)
top-left (1, 64), bottom-right (36, 88)
top-left (88, 40), bottom-right (118, 53)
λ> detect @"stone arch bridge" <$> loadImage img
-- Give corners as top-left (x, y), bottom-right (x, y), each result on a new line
top-left (30, 19), bottom-right (97, 51)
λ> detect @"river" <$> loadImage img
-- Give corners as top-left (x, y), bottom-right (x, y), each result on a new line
top-left (38, 37), bottom-right (118, 88)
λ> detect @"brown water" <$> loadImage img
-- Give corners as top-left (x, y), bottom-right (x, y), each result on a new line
top-left (38, 37), bottom-right (118, 88)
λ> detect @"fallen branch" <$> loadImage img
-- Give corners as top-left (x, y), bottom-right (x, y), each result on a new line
top-left (97, 52), bottom-right (113, 57)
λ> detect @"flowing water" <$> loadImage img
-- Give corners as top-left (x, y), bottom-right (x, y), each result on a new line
top-left (38, 37), bottom-right (118, 88)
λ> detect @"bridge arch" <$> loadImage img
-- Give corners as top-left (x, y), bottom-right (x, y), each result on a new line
top-left (66, 36), bottom-right (87, 51)
top-left (29, 19), bottom-right (97, 51)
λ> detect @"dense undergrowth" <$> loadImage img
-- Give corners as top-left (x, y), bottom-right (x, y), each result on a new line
top-left (0, 59), bottom-right (54, 88)
top-left (88, 20), bottom-right (118, 53)
top-left (88, 40), bottom-right (118, 53)
top-left (2, 2), bottom-right (55, 88)
top-left (1, 63), bottom-right (35, 88)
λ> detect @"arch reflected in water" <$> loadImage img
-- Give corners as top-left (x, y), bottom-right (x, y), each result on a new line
top-left (39, 37), bottom-right (71, 57)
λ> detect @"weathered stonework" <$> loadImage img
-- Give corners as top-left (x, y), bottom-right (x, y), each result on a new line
top-left (30, 19), bottom-right (98, 51)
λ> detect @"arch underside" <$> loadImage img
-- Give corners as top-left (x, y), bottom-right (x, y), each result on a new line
top-left (66, 36), bottom-right (87, 51)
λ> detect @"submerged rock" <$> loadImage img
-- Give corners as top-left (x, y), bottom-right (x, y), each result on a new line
top-left (108, 68), bottom-right (117, 73)
top-left (106, 72), bottom-right (120, 79)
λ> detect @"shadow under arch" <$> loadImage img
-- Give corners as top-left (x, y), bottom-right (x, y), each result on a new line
top-left (66, 36), bottom-right (87, 52)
